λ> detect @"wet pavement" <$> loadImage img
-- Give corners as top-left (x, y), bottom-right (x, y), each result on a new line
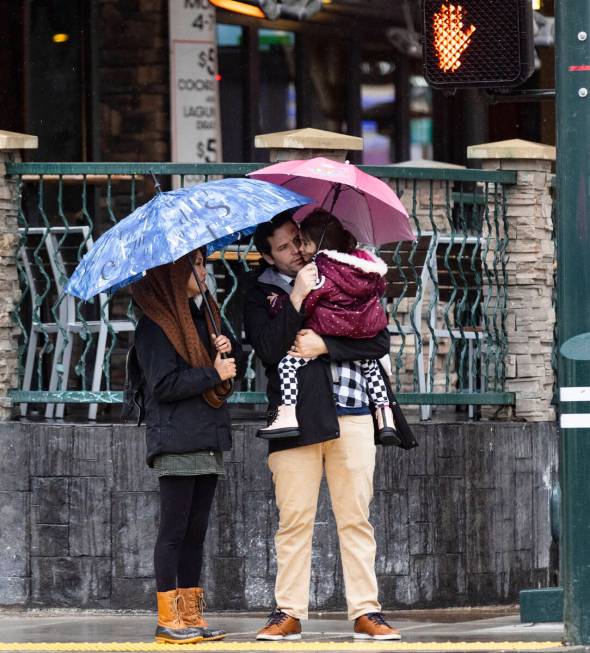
top-left (0, 607), bottom-right (572, 653)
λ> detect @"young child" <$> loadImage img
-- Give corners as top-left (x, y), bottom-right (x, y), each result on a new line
top-left (258, 209), bottom-right (397, 443)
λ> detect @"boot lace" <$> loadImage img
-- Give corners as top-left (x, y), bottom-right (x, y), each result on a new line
top-left (266, 609), bottom-right (289, 626)
top-left (197, 593), bottom-right (206, 616)
top-left (179, 590), bottom-right (206, 624)
top-left (171, 594), bottom-right (184, 627)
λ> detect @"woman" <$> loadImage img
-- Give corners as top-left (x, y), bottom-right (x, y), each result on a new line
top-left (132, 247), bottom-right (238, 644)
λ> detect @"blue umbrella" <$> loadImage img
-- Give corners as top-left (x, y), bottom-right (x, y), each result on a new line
top-left (65, 177), bottom-right (312, 301)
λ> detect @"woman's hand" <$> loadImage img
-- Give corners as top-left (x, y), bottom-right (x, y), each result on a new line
top-left (214, 352), bottom-right (236, 381)
top-left (211, 333), bottom-right (232, 354)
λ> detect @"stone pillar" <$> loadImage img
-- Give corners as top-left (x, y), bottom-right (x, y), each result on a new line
top-left (0, 130), bottom-right (38, 420)
top-left (391, 159), bottom-right (467, 233)
top-left (255, 127), bottom-right (363, 163)
top-left (467, 139), bottom-right (556, 422)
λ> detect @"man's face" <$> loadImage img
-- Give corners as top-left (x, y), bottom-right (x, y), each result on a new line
top-left (263, 221), bottom-right (305, 277)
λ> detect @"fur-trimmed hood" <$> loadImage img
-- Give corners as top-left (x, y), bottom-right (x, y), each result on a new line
top-left (317, 249), bottom-right (388, 277)
top-left (313, 248), bottom-right (388, 300)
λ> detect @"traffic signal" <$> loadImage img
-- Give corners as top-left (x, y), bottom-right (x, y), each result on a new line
top-left (209, 0), bottom-right (322, 20)
top-left (422, 0), bottom-right (535, 89)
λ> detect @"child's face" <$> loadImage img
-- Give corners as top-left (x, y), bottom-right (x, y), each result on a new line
top-left (299, 231), bottom-right (317, 263)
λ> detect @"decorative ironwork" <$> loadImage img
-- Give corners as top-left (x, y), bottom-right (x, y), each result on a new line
top-left (6, 162), bottom-right (517, 419)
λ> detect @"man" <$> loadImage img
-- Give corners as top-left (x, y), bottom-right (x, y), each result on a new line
top-left (243, 213), bottom-right (401, 641)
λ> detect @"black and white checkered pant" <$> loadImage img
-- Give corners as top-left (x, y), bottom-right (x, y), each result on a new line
top-left (278, 355), bottom-right (389, 407)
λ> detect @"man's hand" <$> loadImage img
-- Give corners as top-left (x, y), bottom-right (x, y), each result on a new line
top-left (288, 328), bottom-right (328, 358)
top-left (214, 352), bottom-right (236, 381)
top-left (290, 263), bottom-right (318, 312)
top-left (211, 333), bottom-right (231, 354)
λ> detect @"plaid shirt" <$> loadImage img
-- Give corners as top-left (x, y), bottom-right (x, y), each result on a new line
top-left (264, 269), bottom-right (371, 409)
top-left (330, 360), bottom-right (369, 408)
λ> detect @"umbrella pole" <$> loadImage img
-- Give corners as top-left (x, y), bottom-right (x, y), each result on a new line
top-left (327, 183), bottom-right (342, 215)
top-left (189, 259), bottom-right (234, 395)
top-left (315, 184), bottom-right (343, 253)
top-left (189, 258), bottom-right (222, 339)
top-left (150, 171), bottom-right (162, 194)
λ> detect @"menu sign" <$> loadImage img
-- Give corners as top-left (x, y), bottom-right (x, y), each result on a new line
top-left (169, 0), bottom-right (222, 181)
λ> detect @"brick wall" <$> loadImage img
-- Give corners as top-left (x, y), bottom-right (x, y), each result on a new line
top-left (99, 0), bottom-right (170, 162)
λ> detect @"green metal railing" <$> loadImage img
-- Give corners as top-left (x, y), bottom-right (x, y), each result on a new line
top-left (6, 162), bottom-right (516, 418)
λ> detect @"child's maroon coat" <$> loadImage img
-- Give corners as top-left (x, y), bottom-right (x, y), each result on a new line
top-left (302, 249), bottom-right (388, 339)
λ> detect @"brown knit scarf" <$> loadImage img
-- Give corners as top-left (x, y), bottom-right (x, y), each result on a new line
top-left (131, 253), bottom-right (232, 408)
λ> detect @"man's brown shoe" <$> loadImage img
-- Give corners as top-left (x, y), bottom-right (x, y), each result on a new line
top-left (256, 609), bottom-right (302, 640)
top-left (354, 613), bottom-right (401, 640)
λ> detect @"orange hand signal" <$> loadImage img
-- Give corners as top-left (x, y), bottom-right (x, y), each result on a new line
top-left (433, 4), bottom-right (476, 73)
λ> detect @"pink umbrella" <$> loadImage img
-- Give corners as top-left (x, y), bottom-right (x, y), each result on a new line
top-left (248, 157), bottom-right (415, 246)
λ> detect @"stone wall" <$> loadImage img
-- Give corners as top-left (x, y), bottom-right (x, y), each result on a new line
top-left (492, 166), bottom-right (555, 421)
top-left (0, 150), bottom-right (23, 420)
top-left (469, 141), bottom-right (556, 422)
top-left (0, 419), bottom-right (558, 610)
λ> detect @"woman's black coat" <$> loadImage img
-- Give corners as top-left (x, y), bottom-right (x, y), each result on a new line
top-left (134, 301), bottom-right (239, 466)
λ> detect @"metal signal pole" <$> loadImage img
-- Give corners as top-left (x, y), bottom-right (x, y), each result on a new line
top-left (556, 0), bottom-right (590, 644)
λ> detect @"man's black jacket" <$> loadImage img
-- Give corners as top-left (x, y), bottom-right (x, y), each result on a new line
top-left (243, 267), bottom-right (390, 454)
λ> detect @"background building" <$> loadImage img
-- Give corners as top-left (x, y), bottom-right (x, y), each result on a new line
top-left (0, 0), bottom-right (555, 167)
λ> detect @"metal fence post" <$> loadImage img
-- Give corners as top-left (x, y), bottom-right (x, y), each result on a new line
top-left (555, 1), bottom-right (590, 644)
top-left (0, 130), bottom-right (37, 420)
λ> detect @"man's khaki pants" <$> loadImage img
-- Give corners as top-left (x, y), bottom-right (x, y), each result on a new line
top-left (267, 414), bottom-right (381, 620)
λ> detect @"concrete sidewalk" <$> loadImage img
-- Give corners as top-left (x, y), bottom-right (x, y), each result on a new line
top-left (0, 608), bottom-right (570, 653)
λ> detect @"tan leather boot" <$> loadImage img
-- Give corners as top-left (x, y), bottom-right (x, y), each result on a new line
top-left (155, 589), bottom-right (204, 644)
top-left (178, 587), bottom-right (226, 641)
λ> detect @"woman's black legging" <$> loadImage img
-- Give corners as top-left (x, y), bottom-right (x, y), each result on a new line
top-left (154, 474), bottom-right (218, 592)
